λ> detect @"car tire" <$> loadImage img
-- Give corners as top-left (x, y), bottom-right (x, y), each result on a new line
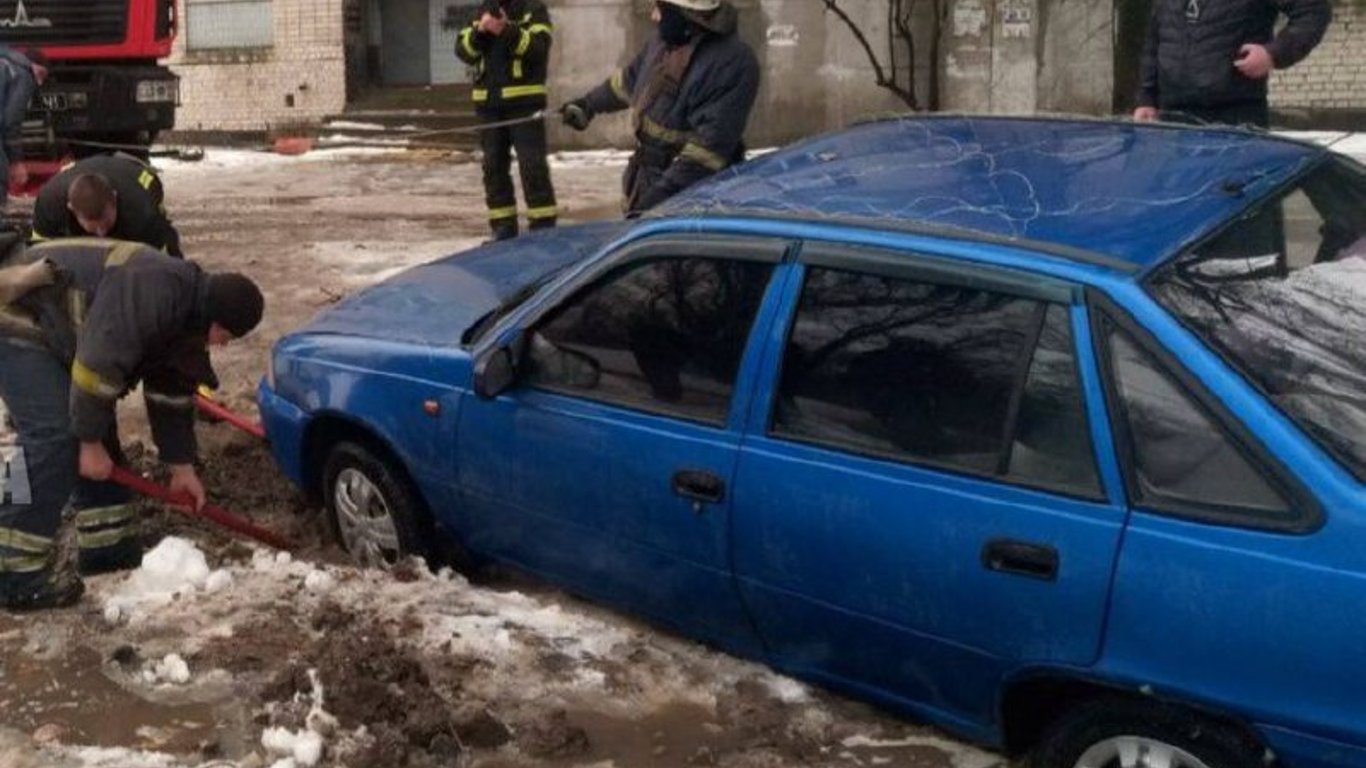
top-left (322, 441), bottom-right (431, 568)
top-left (1028, 697), bottom-right (1267, 768)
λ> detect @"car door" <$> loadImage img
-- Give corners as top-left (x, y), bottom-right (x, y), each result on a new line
top-left (730, 243), bottom-right (1128, 725)
top-left (454, 235), bottom-right (792, 654)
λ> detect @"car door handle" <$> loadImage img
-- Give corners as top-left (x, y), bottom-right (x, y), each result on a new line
top-left (672, 469), bottom-right (725, 505)
top-left (981, 539), bottom-right (1059, 581)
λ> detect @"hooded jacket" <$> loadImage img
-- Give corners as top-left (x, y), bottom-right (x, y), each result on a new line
top-left (1138, 0), bottom-right (1330, 111)
top-left (0, 240), bottom-right (215, 464)
top-left (580, 1), bottom-right (759, 213)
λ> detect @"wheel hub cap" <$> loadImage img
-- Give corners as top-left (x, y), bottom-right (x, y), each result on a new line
top-left (332, 468), bottom-right (402, 567)
top-left (1075, 736), bottom-right (1213, 768)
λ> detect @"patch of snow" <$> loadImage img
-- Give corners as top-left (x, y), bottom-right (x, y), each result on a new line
top-left (322, 120), bottom-right (388, 131)
top-left (842, 734), bottom-right (1001, 768)
top-left (303, 569), bottom-right (335, 594)
top-left (61, 745), bottom-right (181, 767)
top-left (103, 537), bottom-right (211, 621)
top-left (549, 149), bottom-right (633, 169)
top-left (262, 726), bottom-right (324, 766)
top-left (204, 569), bottom-right (234, 593)
top-left (762, 675), bottom-right (811, 703)
top-left (148, 654), bottom-right (191, 686)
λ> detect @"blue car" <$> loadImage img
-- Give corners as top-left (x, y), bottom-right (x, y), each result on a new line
top-left (260, 116), bottom-right (1366, 768)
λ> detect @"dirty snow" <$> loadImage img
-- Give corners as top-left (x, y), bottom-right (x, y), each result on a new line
top-left (102, 536), bottom-right (229, 624)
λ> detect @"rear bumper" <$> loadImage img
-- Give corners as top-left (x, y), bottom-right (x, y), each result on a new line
top-left (32, 64), bottom-right (178, 139)
top-left (257, 379), bottom-right (309, 491)
top-left (1261, 725), bottom-right (1366, 768)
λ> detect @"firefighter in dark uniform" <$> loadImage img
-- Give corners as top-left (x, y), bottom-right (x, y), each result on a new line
top-left (0, 239), bottom-right (263, 610)
top-left (455, 0), bottom-right (558, 241)
top-left (32, 153), bottom-right (184, 258)
top-left (560, 0), bottom-right (758, 215)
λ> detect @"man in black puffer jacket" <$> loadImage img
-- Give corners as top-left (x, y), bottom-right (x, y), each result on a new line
top-left (1134, 0), bottom-right (1331, 127)
top-left (559, 0), bottom-right (759, 215)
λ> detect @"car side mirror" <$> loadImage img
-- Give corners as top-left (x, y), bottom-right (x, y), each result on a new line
top-left (473, 344), bottom-right (518, 399)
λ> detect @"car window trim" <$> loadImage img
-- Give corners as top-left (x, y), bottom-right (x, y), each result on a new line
top-left (515, 234), bottom-right (796, 427)
top-left (764, 245), bottom-right (1108, 503)
top-left (1086, 289), bottom-right (1323, 534)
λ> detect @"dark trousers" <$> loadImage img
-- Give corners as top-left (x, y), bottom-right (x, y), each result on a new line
top-left (480, 109), bottom-right (558, 238)
top-left (1161, 100), bottom-right (1269, 128)
top-left (0, 339), bottom-right (137, 591)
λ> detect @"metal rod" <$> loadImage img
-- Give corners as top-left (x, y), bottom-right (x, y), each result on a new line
top-left (108, 466), bottom-right (295, 551)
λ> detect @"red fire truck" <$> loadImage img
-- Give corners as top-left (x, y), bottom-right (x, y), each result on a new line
top-left (1, 0), bottom-right (179, 192)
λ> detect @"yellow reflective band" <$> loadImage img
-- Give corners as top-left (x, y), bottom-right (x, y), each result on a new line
top-left (66, 288), bottom-right (86, 329)
top-left (526, 205), bottom-right (558, 220)
top-left (76, 504), bottom-right (137, 528)
top-left (680, 142), bottom-right (728, 171)
top-left (71, 359), bottom-right (121, 399)
top-left (0, 526), bottom-right (54, 554)
top-left (105, 241), bottom-right (142, 268)
top-left (144, 391), bottom-right (194, 409)
top-left (29, 230), bottom-right (49, 241)
top-left (487, 206), bottom-right (518, 221)
top-left (639, 115), bottom-right (687, 146)
top-left (514, 28), bottom-right (532, 56)
top-left (512, 58), bottom-right (524, 80)
top-left (609, 71), bottom-right (630, 103)
top-left (525, 23), bottom-right (552, 35)
top-left (78, 527), bottom-right (136, 550)
top-left (137, 169), bottom-right (155, 190)
top-left (519, 12), bottom-right (532, 23)
top-left (501, 84), bottom-right (547, 99)
top-left (460, 27), bottom-right (480, 59)
top-left (0, 554), bottom-right (49, 573)
top-left (473, 88), bottom-right (488, 102)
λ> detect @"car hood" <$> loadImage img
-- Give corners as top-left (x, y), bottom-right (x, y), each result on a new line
top-left (298, 221), bottom-right (632, 346)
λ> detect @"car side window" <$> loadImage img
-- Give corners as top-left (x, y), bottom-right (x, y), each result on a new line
top-left (523, 257), bottom-right (774, 424)
top-left (1104, 325), bottom-right (1294, 520)
top-left (773, 267), bottom-right (1101, 497)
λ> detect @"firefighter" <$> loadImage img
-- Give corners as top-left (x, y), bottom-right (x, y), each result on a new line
top-left (0, 239), bottom-right (263, 610)
top-left (0, 46), bottom-right (48, 207)
top-left (455, 0), bottom-right (558, 241)
top-left (559, 0), bottom-right (758, 215)
top-left (32, 154), bottom-right (184, 258)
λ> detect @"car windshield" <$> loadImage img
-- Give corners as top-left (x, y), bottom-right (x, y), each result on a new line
top-left (1148, 156), bottom-right (1366, 482)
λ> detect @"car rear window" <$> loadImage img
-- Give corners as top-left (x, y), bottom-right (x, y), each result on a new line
top-left (1149, 157), bottom-right (1366, 482)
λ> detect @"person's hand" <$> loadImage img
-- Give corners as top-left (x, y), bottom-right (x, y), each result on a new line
top-left (9, 162), bottom-right (28, 190)
top-left (1132, 106), bottom-right (1159, 122)
top-left (560, 100), bottom-right (592, 131)
top-left (1235, 44), bottom-right (1274, 80)
top-left (78, 441), bottom-right (114, 481)
top-left (168, 464), bottom-right (207, 512)
top-left (479, 10), bottom-right (507, 35)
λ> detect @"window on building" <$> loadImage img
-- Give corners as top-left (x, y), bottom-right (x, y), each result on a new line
top-left (186, 0), bottom-right (273, 50)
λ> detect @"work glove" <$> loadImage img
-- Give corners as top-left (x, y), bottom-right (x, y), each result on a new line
top-left (560, 100), bottom-right (593, 131)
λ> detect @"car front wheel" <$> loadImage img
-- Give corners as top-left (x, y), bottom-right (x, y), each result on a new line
top-left (322, 441), bottom-right (427, 567)
top-left (1029, 698), bottom-right (1267, 768)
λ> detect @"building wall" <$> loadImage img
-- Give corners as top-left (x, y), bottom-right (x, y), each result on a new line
top-left (1270, 2), bottom-right (1366, 111)
top-left (168, 0), bottom-right (348, 131)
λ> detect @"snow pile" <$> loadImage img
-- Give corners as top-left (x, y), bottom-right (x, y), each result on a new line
top-left (262, 669), bottom-right (336, 768)
top-left (141, 654), bottom-right (191, 686)
top-left (102, 537), bottom-right (233, 623)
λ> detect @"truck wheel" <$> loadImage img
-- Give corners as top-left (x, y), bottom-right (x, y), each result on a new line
top-left (1029, 697), bottom-right (1267, 768)
top-left (322, 441), bottom-right (428, 568)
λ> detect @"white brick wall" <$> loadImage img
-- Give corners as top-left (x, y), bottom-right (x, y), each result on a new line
top-left (168, 0), bottom-right (347, 131)
top-left (1270, 3), bottom-right (1366, 110)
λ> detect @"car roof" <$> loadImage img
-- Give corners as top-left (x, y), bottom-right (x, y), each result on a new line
top-left (656, 115), bottom-right (1325, 272)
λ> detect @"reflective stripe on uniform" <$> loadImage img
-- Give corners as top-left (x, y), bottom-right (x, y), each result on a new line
top-left (105, 241), bottom-right (143, 268)
top-left (75, 504), bottom-right (137, 529)
top-left (525, 22), bottom-right (552, 35)
top-left (526, 205), bottom-right (558, 220)
top-left (500, 84), bottom-right (547, 99)
top-left (0, 526), bottom-right (53, 554)
top-left (638, 115), bottom-right (688, 146)
top-left (609, 71), bottom-right (630, 103)
top-left (512, 58), bottom-right (524, 79)
top-left (473, 88), bottom-right (488, 102)
top-left (77, 526), bottom-right (136, 551)
top-left (137, 169), bottom-right (155, 190)
top-left (71, 359), bottom-right (122, 399)
top-left (144, 391), bottom-right (194, 410)
top-left (680, 142), bottom-right (728, 171)
top-left (460, 26), bottom-right (480, 59)
top-left (0, 554), bottom-right (48, 573)
top-left (488, 206), bottom-right (518, 221)
top-left (513, 28), bottom-right (532, 56)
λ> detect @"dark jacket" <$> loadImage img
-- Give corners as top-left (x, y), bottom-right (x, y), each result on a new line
top-left (455, 0), bottom-right (552, 114)
top-left (0, 46), bottom-right (37, 162)
top-left (1138, 0), bottom-right (1331, 110)
top-left (581, 1), bottom-right (759, 213)
top-left (0, 241), bottom-right (214, 464)
top-left (32, 154), bottom-right (183, 258)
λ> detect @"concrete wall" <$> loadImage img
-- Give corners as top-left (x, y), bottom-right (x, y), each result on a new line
top-left (169, 0), bottom-right (349, 131)
top-left (1270, 2), bottom-right (1366, 112)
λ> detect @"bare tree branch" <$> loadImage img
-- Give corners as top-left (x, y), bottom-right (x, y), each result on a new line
top-left (821, 0), bottom-right (920, 110)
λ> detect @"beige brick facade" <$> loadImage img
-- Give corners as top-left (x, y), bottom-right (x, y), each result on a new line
top-left (1271, 2), bottom-right (1366, 110)
top-left (168, 0), bottom-right (347, 131)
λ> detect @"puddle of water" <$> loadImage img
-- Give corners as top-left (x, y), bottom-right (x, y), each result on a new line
top-left (0, 644), bottom-right (218, 752)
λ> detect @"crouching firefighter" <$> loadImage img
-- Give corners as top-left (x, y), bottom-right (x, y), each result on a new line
top-left (560, 0), bottom-right (759, 215)
top-left (456, 0), bottom-right (558, 241)
top-left (0, 238), bottom-right (264, 610)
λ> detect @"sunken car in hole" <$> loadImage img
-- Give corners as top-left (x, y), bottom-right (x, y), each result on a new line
top-left (260, 116), bottom-right (1366, 768)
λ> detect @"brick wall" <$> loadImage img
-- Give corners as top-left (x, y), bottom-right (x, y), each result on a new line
top-left (1270, 2), bottom-right (1366, 110)
top-left (168, 0), bottom-right (348, 132)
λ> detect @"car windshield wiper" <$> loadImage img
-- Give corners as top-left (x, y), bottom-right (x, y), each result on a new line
top-left (461, 268), bottom-right (566, 346)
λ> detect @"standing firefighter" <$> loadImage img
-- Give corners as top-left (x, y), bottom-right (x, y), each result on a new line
top-left (0, 46), bottom-right (48, 206)
top-left (32, 154), bottom-right (184, 258)
top-left (0, 240), bottom-right (263, 610)
top-left (560, 0), bottom-right (758, 215)
top-left (455, 0), bottom-right (558, 241)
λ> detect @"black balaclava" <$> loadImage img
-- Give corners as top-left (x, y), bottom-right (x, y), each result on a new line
top-left (658, 3), bottom-right (695, 45)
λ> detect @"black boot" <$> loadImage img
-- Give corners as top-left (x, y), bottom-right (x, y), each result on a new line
top-left (0, 569), bottom-right (84, 611)
top-left (489, 220), bottom-right (519, 243)
top-left (528, 216), bottom-right (557, 232)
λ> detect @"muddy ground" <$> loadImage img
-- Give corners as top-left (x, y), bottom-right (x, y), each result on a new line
top-left (0, 147), bottom-right (1004, 768)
